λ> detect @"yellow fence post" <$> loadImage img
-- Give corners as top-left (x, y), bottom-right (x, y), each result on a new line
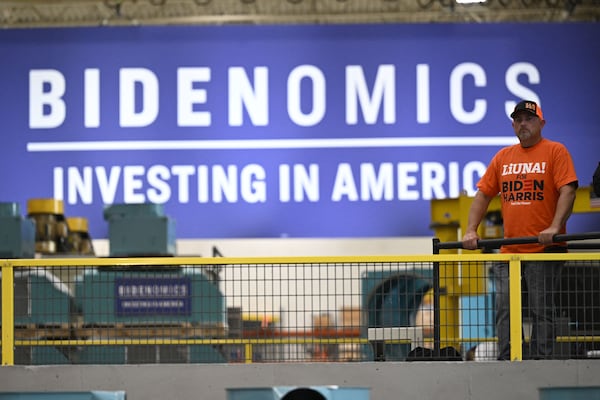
top-left (509, 257), bottom-right (523, 361)
top-left (1, 260), bottom-right (15, 365)
top-left (244, 343), bottom-right (253, 364)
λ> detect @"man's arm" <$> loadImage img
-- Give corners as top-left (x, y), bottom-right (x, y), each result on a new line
top-left (538, 182), bottom-right (577, 245)
top-left (462, 190), bottom-right (494, 250)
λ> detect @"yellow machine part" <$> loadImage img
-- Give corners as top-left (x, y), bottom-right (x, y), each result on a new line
top-left (67, 217), bottom-right (89, 233)
top-left (27, 198), bottom-right (64, 215)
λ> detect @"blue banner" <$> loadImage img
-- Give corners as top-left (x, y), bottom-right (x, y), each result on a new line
top-left (0, 23), bottom-right (598, 239)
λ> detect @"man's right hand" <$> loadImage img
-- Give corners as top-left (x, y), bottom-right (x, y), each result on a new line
top-left (462, 231), bottom-right (480, 250)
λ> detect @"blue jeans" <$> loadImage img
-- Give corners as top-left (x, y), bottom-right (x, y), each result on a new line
top-left (492, 260), bottom-right (563, 360)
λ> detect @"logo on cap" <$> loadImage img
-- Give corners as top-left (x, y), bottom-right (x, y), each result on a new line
top-left (510, 100), bottom-right (544, 120)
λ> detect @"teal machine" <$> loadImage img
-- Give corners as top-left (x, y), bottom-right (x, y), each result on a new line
top-left (75, 267), bottom-right (226, 326)
top-left (74, 268), bottom-right (227, 363)
top-left (0, 202), bottom-right (73, 364)
top-left (227, 387), bottom-right (371, 400)
top-left (14, 345), bottom-right (71, 365)
top-left (9, 269), bottom-right (73, 326)
top-left (0, 202), bottom-right (35, 258)
top-left (5, 269), bottom-right (74, 365)
top-left (103, 203), bottom-right (176, 257)
top-left (0, 203), bottom-right (63, 326)
top-left (2, 296), bottom-right (73, 365)
top-left (0, 392), bottom-right (126, 400)
top-left (362, 268), bottom-right (432, 361)
top-left (75, 203), bottom-right (226, 363)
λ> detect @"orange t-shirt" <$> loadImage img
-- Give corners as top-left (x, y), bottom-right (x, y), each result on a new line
top-left (477, 138), bottom-right (578, 253)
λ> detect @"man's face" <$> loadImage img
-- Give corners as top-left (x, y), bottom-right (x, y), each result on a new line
top-left (512, 111), bottom-right (545, 147)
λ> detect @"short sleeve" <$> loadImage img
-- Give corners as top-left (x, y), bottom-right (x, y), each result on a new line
top-left (476, 153), bottom-right (501, 197)
top-left (552, 143), bottom-right (578, 189)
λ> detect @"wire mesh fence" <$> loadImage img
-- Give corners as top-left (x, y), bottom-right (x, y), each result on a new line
top-left (1, 253), bottom-right (599, 365)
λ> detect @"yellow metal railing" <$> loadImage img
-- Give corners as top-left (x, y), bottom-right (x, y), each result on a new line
top-left (1, 259), bottom-right (15, 365)
top-left (1, 253), bottom-right (599, 365)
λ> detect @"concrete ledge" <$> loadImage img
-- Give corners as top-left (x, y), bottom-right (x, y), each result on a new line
top-left (1, 361), bottom-right (599, 400)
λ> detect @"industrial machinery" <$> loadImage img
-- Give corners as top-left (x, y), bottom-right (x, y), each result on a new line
top-left (0, 391), bottom-right (126, 399)
top-left (362, 269), bottom-right (432, 361)
top-left (69, 203), bottom-right (228, 364)
top-left (0, 200), bottom-right (73, 329)
top-left (0, 200), bottom-right (93, 364)
top-left (1, 268), bottom-right (75, 364)
top-left (13, 346), bottom-right (71, 365)
top-left (1, 268), bottom-right (73, 326)
top-left (27, 198), bottom-right (71, 254)
top-left (72, 266), bottom-right (228, 364)
top-left (0, 202), bottom-right (35, 258)
top-left (75, 342), bottom-right (226, 364)
top-left (103, 203), bottom-right (176, 257)
top-left (74, 267), bottom-right (226, 327)
top-left (66, 217), bottom-right (95, 255)
top-left (90, 204), bottom-right (224, 329)
top-left (227, 386), bottom-right (370, 400)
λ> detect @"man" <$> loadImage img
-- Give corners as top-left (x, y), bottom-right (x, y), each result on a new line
top-left (462, 100), bottom-right (578, 360)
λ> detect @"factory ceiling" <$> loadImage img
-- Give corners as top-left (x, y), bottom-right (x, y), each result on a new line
top-left (0, 0), bottom-right (598, 28)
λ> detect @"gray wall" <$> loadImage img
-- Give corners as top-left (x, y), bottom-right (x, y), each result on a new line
top-left (1, 361), bottom-right (599, 400)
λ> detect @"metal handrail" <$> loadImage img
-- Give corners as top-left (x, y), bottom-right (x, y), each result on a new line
top-left (435, 231), bottom-right (600, 251)
top-left (429, 231), bottom-right (600, 358)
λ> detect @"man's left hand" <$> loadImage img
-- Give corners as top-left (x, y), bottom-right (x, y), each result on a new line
top-left (539, 227), bottom-right (559, 245)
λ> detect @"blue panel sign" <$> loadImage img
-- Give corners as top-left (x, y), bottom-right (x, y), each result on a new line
top-left (0, 392), bottom-right (126, 400)
top-left (0, 23), bottom-right (598, 239)
top-left (115, 277), bottom-right (191, 316)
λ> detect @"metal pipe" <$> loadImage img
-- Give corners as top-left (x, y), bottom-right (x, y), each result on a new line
top-left (435, 231), bottom-right (600, 250)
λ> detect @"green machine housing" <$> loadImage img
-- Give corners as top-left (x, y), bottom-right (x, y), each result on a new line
top-left (0, 202), bottom-right (35, 258)
top-left (362, 268), bottom-right (433, 361)
top-left (73, 267), bottom-right (228, 363)
top-left (75, 342), bottom-right (226, 364)
top-left (2, 270), bottom-right (77, 364)
top-left (103, 203), bottom-right (176, 257)
top-left (227, 386), bottom-right (371, 400)
top-left (0, 269), bottom-right (73, 326)
top-left (74, 267), bottom-right (226, 326)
